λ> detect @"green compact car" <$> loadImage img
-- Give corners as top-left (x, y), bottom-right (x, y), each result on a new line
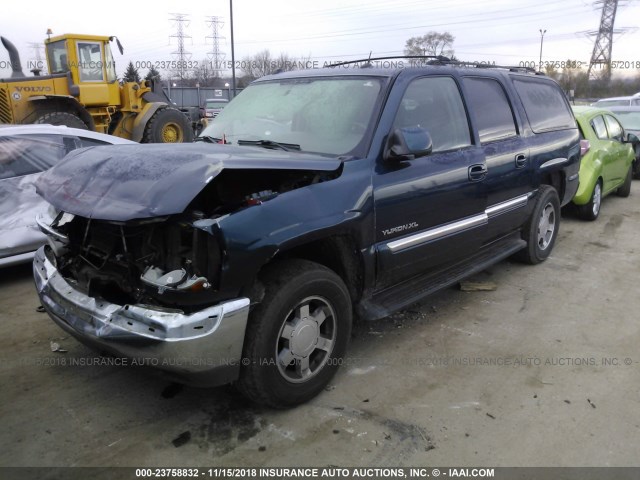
top-left (571, 106), bottom-right (636, 220)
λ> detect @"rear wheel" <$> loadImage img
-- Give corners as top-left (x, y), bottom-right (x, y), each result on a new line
top-left (143, 107), bottom-right (193, 143)
top-left (616, 165), bottom-right (632, 198)
top-left (576, 180), bottom-right (602, 221)
top-left (34, 111), bottom-right (87, 130)
top-left (237, 259), bottom-right (352, 408)
top-left (515, 185), bottom-right (560, 265)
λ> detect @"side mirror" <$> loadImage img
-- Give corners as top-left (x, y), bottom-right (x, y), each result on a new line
top-left (626, 132), bottom-right (639, 144)
top-left (384, 127), bottom-right (433, 161)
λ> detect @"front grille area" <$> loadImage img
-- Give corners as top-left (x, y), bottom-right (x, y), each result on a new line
top-left (53, 215), bottom-right (222, 310)
top-left (0, 86), bottom-right (13, 123)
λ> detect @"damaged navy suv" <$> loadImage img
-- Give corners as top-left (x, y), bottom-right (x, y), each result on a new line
top-left (33, 62), bottom-right (580, 407)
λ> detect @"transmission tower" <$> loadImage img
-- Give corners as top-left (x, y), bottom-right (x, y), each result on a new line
top-left (586, 0), bottom-right (622, 82)
top-left (169, 13), bottom-right (192, 83)
top-left (205, 16), bottom-right (226, 76)
top-left (28, 42), bottom-right (46, 74)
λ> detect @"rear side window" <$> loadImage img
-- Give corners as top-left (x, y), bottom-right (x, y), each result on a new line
top-left (0, 135), bottom-right (66, 179)
top-left (590, 116), bottom-right (608, 140)
top-left (463, 77), bottom-right (517, 143)
top-left (513, 78), bottom-right (575, 133)
top-left (393, 76), bottom-right (471, 152)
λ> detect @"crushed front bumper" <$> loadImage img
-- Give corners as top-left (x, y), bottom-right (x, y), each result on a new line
top-left (33, 247), bottom-right (250, 387)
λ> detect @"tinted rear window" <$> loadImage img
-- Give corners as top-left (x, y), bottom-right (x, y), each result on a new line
top-left (512, 78), bottom-right (575, 133)
top-left (463, 77), bottom-right (517, 143)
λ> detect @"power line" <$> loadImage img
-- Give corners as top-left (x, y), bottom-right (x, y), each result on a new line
top-left (206, 16), bottom-right (226, 75)
top-left (27, 41), bottom-right (46, 74)
top-left (586, 0), bottom-right (627, 81)
top-left (169, 13), bottom-right (192, 83)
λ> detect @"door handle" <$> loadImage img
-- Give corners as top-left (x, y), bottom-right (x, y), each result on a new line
top-left (515, 153), bottom-right (527, 168)
top-left (468, 164), bottom-right (487, 182)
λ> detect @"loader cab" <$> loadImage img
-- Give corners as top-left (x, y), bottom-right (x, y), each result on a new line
top-left (45, 34), bottom-right (120, 107)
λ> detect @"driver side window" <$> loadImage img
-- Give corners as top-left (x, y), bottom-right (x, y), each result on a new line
top-left (393, 76), bottom-right (471, 153)
top-left (77, 41), bottom-right (105, 82)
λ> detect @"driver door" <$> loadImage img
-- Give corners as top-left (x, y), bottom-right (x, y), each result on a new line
top-left (373, 76), bottom-right (488, 288)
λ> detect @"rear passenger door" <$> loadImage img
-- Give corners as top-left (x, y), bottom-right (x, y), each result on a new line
top-left (373, 75), bottom-right (488, 287)
top-left (462, 76), bottom-right (531, 242)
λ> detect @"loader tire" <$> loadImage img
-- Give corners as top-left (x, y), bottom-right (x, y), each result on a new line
top-left (34, 112), bottom-right (87, 130)
top-left (142, 107), bottom-right (193, 143)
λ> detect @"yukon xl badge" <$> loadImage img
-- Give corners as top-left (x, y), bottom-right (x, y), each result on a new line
top-left (382, 222), bottom-right (419, 236)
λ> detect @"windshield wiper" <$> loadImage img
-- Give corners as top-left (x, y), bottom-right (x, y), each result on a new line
top-left (237, 139), bottom-right (301, 151)
top-left (194, 135), bottom-right (222, 143)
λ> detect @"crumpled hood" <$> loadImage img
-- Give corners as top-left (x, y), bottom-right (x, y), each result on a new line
top-left (36, 143), bottom-right (341, 221)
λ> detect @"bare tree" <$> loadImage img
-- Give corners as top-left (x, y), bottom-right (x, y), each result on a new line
top-left (193, 57), bottom-right (216, 87)
top-left (240, 50), bottom-right (312, 80)
top-left (404, 32), bottom-right (455, 58)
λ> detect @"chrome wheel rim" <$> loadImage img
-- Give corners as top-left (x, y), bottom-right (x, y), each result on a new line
top-left (592, 183), bottom-right (602, 216)
top-left (276, 296), bottom-right (337, 383)
top-left (537, 202), bottom-right (556, 251)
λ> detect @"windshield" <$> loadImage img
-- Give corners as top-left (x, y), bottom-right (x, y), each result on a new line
top-left (612, 111), bottom-right (640, 130)
top-left (199, 77), bottom-right (384, 156)
top-left (46, 41), bottom-right (69, 74)
top-left (205, 101), bottom-right (227, 109)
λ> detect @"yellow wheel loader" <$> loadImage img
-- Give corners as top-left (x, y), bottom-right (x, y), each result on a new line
top-left (0, 34), bottom-right (193, 143)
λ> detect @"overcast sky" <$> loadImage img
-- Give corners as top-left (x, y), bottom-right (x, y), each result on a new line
top-left (1, 0), bottom-right (640, 79)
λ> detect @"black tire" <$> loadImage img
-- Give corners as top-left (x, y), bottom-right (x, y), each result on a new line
top-left (576, 180), bottom-right (602, 221)
top-left (616, 165), bottom-right (632, 198)
top-left (34, 111), bottom-right (87, 130)
top-left (515, 185), bottom-right (560, 265)
top-left (142, 107), bottom-right (194, 143)
top-left (237, 259), bottom-right (352, 408)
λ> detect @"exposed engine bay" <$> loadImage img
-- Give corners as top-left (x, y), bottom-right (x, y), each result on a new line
top-left (43, 168), bottom-right (339, 311)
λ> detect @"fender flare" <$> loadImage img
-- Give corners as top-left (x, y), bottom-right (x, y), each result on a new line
top-left (132, 102), bottom-right (167, 142)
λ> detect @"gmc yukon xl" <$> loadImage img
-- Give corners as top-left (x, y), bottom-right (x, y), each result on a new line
top-left (33, 62), bottom-right (580, 406)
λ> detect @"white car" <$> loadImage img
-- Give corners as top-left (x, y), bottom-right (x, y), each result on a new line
top-left (0, 124), bottom-right (135, 266)
top-left (594, 93), bottom-right (640, 108)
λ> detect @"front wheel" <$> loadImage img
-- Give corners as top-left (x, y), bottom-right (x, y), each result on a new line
top-left (142, 107), bottom-right (194, 143)
top-left (237, 259), bottom-right (352, 408)
top-left (515, 185), bottom-right (560, 265)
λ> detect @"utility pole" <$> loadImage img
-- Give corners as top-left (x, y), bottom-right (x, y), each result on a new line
top-left (587, 0), bottom-right (620, 82)
top-left (169, 13), bottom-right (192, 84)
top-left (205, 16), bottom-right (226, 77)
top-left (538, 29), bottom-right (546, 72)
top-left (229, 0), bottom-right (236, 97)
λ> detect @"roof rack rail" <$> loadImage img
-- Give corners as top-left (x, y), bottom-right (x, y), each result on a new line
top-left (327, 55), bottom-right (451, 68)
top-left (324, 55), bottom-right (545, 75)
top-left (440, 60), bottom-right (544, 75)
